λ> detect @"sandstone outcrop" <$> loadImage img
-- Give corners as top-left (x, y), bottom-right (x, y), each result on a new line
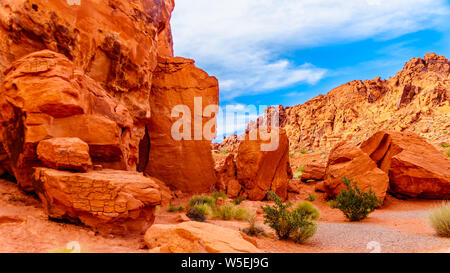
top-left (323, 142), bottom-right (389, 200)
top-left (0, 51), bottom-right (137, 191)
top-left (144, 221), bottom-right (261, 253)
top-left (235, 128), bottom-right (291, 201)
top-left (361, 131), bottom-right (450, 199)
top-left (280, 53), bottom-right (449, 152)
top-left (37, 138), bottom-right (92, 172)
top-left (215, 154), bottom-right (241, 198)
top-left (145, 57), bottom-right (219, 193)
top-left (32, 168), bottom-right (161, 235)
top-left (301, 163), bottom-right (326, 181)
top-left (0, 0), bottom-right (175, 125)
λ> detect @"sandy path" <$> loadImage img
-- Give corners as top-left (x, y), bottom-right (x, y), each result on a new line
top-left (0, 178), bottom-right (449, 253)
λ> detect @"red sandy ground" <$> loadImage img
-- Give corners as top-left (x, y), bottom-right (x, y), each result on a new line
top-left (0, 178), bottom-right (448, 253)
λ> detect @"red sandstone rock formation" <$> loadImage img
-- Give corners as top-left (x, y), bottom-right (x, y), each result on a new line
top-left (32, 168), bottom-right (161, 235)
top-left (144, 57), bottom-right (219, 193)
top-left (323, 142), bottom-right (389, 201)
top-left (215, 154), bottom-right (241, 198)
top-left (144, 221), bottom-right (261, 253)
top-left (280, 53), bottom-right (449, 151)
top-left (0, 51), bottom-right (137, 191)
top-left (0, 1), bottom-right (220, 196)
top-left (361, 131), bottom-right (450, 199)
top-left (37, 137), bottom-right (92, 172)
top-left (301, 163), bottom-right (326, 181)
top-left (235, 128), bottom-right (291, 201)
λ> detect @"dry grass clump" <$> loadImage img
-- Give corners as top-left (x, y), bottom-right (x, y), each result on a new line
top-left (429, 202), bottom-right (450, 237)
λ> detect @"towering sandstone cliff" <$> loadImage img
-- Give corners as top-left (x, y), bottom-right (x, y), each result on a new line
top-left (282, 53), bottom-right (449, 151)
top-left (0, 0), bottom-right (218, 229)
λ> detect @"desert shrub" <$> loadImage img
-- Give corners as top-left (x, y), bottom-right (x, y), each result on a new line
top-left (330, 177), bottom-right (382, 222)
top-left (215, 203), bottom-right (235, 220)
top-left (292, 222), bottom-right (317, 244)
top-left (189, 195), bottom-right (216, 208)
top-left (186, 203), bottom-right (211, 222)
top-left (429, 202), bottom-right (450, 237)
top-left (168, 204), bottom-right (184, 213)
top-left (214, 204), bottom-right (252, 221)
top-left (289, 152), bottom-right (295, 157)
top-left (441, 143), bottom-right (450, 148)
top-left (242, 212), bottom-right (265, 237)
top-left (212, 191), bottom-right (228, 200)
top-left (261, 192), bottom-right (320, 243)
top-left (234, 206), bottom-right (252, 221)
top-left (307, 193), bottom-right (317, 202)
top-left (233, 196), bottom-right (246, 205)
top-left (446, 150), bottom-right (450, 157)
top-left (299, 150), bottom-right (308, 154)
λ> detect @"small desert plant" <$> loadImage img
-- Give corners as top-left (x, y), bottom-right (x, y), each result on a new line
top-left (429, 202), bottom-right (450, 237)
top-left (212, 191), bottom-right (228, 200)
top-left (289, 152), bottom-right (295, 157)
top-left (242, 212), bottom-right (265, 237)
top-left (446, 150), bottom-right (450, 157)
top-left (214, 204), bottom-right (252, 221)
top-left (299, 150), bottom-right (308, 154)
top-left (168, 204), bottom-right (184, 213)
top-left (441, 143), bottom-right (450, 148)
top-left (189, 195), bottom-right (216, 208)
top-left (330, 177), bottom-right (382, 222)
top-left (186, 203), bottom-right (211, 222)
top-left (262, 192), bottom-right (320, 243)
top-left (233, 196), bottom-right (246, 205)
top-left (307, 193), bottom-right (317, 202)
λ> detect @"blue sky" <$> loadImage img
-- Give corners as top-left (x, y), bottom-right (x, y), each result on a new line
top-left (171, 0), bottom-right (450, 139)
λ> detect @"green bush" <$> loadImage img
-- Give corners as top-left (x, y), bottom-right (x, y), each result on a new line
top-left (189, 195), bottom-right (216, 208)
top-left (330, 177), bottom-right (382, 222)
top-left (307, 193), bottom-right (317, 202)
top-left (429, 202), bottom-right (450, 237)
top-left (186, 203), bottom-right (211, 222)
top-left (446, 150), bottom-right (450, 157)
top-left (214, 204), bottom-right (252, 221)
top-left (261, 191), bottom-right (320, 243)
top-left (168, 204), bottom-right (184, 213)
top-left (233, 196), bottom-right (246, 205)
top-left (441, 143), bottom-right (450, 148)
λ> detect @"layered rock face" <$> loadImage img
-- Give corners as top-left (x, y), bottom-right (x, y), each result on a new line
top-left (323, 142), bottom-right (389, 201)
top-left (145, 221), bottom-right (261, 253)
top-left (0, 51), bottom-right (137, 190)
top-left (145, 57), bottom-right (219, 193)
top-left (235, 128), bottom-right (291, 201)
top-left (32, 168), bottom-right (161, 234)
top-left (0, 0), bottom-right (175, 125)
top-left (361, 131), bottom-right (450, 199)
top-left (282, 53), bottom-right (449, 151)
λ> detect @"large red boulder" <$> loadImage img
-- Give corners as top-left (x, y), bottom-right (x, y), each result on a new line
top-left (324, 142), bottom-right (389, 201)
top-left (301, 163), bottom-right (326, 181)
top-left (32, 168), bottom-right (161, 235)
top-left (361, 131), bottom-right (450, 199)
top-left (236, 128), bottom-right (291, 201)
top-left (37, 137), bottom-right (92, 172)
top-left (144, 57), bottom-right (219, 193)
top-left (0, 51), bottom-right (138, 191)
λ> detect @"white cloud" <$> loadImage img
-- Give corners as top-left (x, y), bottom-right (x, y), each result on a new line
top-left (171, 0), bottom-right (449, 101)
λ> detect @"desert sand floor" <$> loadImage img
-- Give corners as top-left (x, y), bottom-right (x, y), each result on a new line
top-left (0, 178), bottom-right (448, 253)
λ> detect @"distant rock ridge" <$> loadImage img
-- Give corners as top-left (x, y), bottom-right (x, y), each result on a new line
top-left (281, 53), bottom-right (449, 151)
top-left (217, 53), bottom-right (449, 153)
